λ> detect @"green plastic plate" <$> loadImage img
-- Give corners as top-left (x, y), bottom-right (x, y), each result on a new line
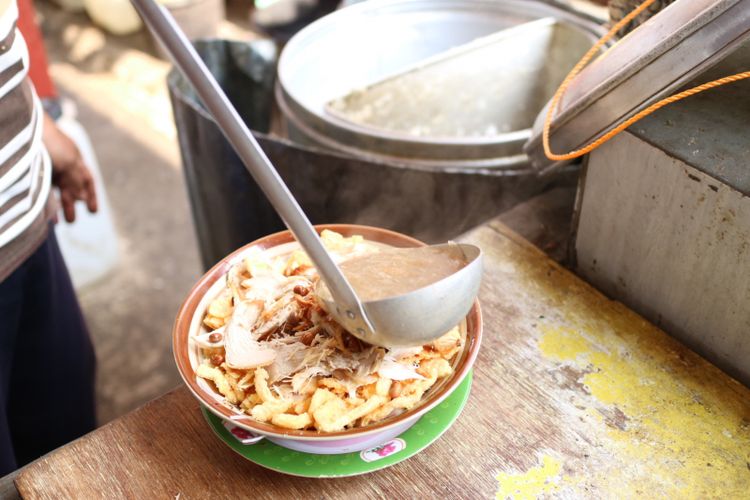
top-left (201, 371), bottom-right (472, 477)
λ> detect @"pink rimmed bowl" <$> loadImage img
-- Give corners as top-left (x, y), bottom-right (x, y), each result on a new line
top-left (173, 224), bottom-right (482, 454)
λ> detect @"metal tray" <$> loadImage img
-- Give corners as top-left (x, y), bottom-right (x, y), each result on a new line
top-left (524, 0), bottom-right (750, 173)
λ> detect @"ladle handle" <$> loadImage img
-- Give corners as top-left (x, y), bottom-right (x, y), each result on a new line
top-left (131, 0), bottom-right (374, 334)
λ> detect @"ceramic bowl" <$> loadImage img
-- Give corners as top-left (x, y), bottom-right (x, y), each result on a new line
top-left (173, 224), bottom-right (482, 454)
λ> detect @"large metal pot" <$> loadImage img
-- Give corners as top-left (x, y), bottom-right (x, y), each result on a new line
top-left (276, 0), bottom-right (606, 171)
top-left (170, 38), bottom-right (577, 272)
top-left (169, 3), bottom-right (605, 268)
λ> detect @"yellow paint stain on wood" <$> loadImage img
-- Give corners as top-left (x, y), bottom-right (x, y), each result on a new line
top-left (469, 223), bottom-right (750, 497)
top-left (539, 318), bottom-right (750, 498)
top-left (495, 455), bottom-right (563, 500)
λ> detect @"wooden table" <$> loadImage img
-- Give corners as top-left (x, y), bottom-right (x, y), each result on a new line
top-left (12, 220), bottom-right (750, 498)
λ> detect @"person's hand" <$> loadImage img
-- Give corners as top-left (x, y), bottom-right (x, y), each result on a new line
top-left (42, 113), bottom-right (98, 223)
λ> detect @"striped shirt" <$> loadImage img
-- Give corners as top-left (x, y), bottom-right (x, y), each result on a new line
top-left (0, 0), bottom-right (52, 282)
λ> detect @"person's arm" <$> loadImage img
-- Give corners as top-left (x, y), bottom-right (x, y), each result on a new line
top-left (42, 112), bottom-right (98, 223)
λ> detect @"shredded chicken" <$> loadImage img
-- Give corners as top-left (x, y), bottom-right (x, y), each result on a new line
top-left (193, 230), bottom-right (464, 431)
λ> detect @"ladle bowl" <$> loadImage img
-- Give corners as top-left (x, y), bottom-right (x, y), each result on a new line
top-left (319, 243), bottom-right (482, 347)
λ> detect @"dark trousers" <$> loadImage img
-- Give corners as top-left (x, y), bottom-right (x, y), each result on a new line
top-left (0, 228), bottom-right (96, 475)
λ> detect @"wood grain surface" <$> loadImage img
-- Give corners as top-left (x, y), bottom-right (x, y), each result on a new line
top-left (15, 221), bottom-right (750, 499)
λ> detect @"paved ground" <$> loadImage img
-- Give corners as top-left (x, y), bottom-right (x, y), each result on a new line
top-left (38, 0), bottom-right (259, 423)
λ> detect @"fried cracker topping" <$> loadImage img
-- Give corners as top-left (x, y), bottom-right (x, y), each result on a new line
top-left (193, 231), bottom-right (463, 431)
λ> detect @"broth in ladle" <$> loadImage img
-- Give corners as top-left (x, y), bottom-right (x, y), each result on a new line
top-left (319, 245), bottom-right (467, 302)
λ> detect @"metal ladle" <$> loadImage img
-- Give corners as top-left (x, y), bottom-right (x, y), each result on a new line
top-left (132, 0), bottom-right (482, 347)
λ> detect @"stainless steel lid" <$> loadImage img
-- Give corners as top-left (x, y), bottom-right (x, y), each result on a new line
top-left (524, 0), bottom-right (750, 174)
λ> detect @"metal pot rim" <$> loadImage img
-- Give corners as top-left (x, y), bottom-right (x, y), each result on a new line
top-left (277, 0), bottom-right (607, 165)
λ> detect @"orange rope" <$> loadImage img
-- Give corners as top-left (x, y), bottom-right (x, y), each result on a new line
top-left (542, 0), bottom-right (750, 162)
